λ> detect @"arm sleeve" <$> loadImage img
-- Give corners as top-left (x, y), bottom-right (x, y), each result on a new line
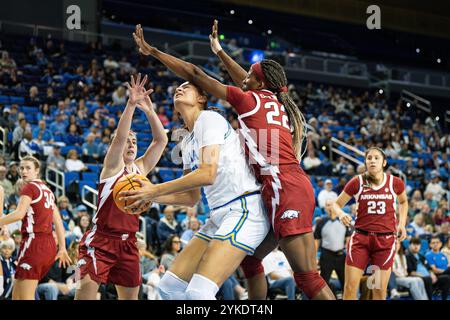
top-left (195, 112), bottom-right (227, 148)
top-left (20, 183), bottom-right (39, 200)
top-left (226, 86), bottom-right (257, 115)
top-left (393, 176), bottom-right (406, 195)
top-left (343, 176), bottom-right (360, 197)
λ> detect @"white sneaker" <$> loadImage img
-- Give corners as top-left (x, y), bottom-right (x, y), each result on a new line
top-left (390, 289), bottom-right (401, 300)
top-left (239, 291), bottom-right (248, 300)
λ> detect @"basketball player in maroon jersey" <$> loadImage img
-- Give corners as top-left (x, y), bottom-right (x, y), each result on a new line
top-left (331, 147), bottom-right (408, 300)
top-left (132, 23), bottom-right (335, 300)
top-left (74, 74), bottom-right (167, 300)
top-left (0, 156), bottom-right (71, 300)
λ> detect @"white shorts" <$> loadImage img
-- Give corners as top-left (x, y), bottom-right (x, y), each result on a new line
top-left (195, 192), bottom-right (269, 255)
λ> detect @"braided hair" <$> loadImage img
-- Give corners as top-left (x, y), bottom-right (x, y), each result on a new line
top-left (260, 59), bottom-right (307, 159)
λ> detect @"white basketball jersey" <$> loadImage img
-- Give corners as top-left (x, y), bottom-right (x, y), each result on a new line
top-left (181, 111), bottom-right (260, 209)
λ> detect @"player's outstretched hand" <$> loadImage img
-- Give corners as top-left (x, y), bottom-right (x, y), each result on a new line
top-left (136, 86), bottom-right (154, 114)
top-left (56, 249), bottom-right (73, 268)
top-left (397, 225), bottom-right (407, 241)
top-left (209, 19), bottom-right (223, 55)
top-left (338, 213), bottom-right (352, 227)
top-left (133, 24), bottom-right (157, 56)
top-left (126, 73), bottom-right (152, 106)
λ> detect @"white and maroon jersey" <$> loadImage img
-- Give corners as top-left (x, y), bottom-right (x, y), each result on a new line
top-left (226, 86), bottom-right (299, 181)
top-left (90, 164), bottom-right (142, 235)
top-left (343, 173), bottom-right (405, 233)
top-left (20, 179), bottom-right (56, 236)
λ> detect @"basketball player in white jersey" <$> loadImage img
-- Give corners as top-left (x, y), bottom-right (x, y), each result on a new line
top-left (120, 81), bottom-right (269, 300)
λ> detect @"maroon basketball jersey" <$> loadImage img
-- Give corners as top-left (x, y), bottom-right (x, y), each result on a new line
top-left (344, 173), bottom-right (405, 233)
top-left (90, 164), bottom-right (141, 235)
top-left (226, 86), bottom-right (299, 179)
top-left (20, 180), bottom-right (56, 236)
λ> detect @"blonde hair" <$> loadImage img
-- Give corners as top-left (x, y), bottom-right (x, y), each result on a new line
top-left (0, 238), bottom-right (15, 252)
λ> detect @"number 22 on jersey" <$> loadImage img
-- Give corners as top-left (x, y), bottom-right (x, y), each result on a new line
top-left (264, 102), bottom-right (290, 130)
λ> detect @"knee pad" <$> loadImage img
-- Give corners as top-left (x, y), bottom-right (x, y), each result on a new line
top-left (240, 255), bottom-right (264, 279)
top-left (158, 271), bottom-right (188, 300)
top-left (186, 274), bottom-right (218, 300)
top-left (294, 271), bottom-right (327, 299)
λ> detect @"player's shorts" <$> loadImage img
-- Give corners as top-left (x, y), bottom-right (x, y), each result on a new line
top-left (78, 228), bottom-right (141, 287)
top-left (194, 191), bottom-right (269, 255)
top-left (260, 164), bottom-right (315, 239)
top-left (15, 233), bottom-right (57, 280)
top-left (346, 229), bottom-right (397, 270)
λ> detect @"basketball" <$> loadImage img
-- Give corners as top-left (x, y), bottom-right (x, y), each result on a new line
top-left (113, 173), bottom-right (151, 214)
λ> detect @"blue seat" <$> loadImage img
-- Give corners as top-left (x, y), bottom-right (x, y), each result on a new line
top-left (61, 145), bottom-right (82, 156)
top-left (0, 95), bottom-right (10, 104)
top-left (176, 213), bottom-right (186, 223)
top-left (10, 96), bottom-right (25, 104)
top-left (78, 180), bottom-right (97, 194)
top-left (174, 169), bottom-right (183, 178)
top-left (419, 239), bottom-right (429, 255)
top-left (86, 164), bottom-right (101, 173)
top-left (64, 171), bottom-right (80, 190)
top-left (82, 172), bottom-right (98, 182)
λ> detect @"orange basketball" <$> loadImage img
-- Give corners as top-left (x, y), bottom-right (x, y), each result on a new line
top-left (113, 173), bottom-right (151, 214)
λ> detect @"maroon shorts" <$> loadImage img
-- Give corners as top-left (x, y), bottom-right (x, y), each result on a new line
top-left (261, 164), bottom-right (315, 239)
top-left (346, 231), bottom-right (397, 270)
top-left (78, 229), bottom-right (141, 288)
top-left (15, 233), bottom-right (57, 280)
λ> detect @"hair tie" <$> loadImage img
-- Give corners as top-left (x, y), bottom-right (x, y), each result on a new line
top-left (278, 86), bottom-right (288, 93)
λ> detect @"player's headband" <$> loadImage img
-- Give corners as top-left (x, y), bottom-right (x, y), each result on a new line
top-left (251, 62), bottom-right (288, 93)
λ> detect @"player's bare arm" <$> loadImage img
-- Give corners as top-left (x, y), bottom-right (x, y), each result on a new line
top-left (52, 207), bottom-right (73, 268)
top-left (133, 24), bottom-right (228, 100)
top-left (331, 191), bottom-right (353, 227)
top-left (134, 85), bottom-right (168, 175)
top-left (0, 195), bottom-right (31, 227)
top-left (101, 74), bottom-right (152, 180)
top-left (397, 190), bottom-right (408, 241)
top-left (151, 170), bottom-right (201, 207)
top-left (209, 19), bottom-right (248, 86)
top-left (120, 144), bottom-right (220, 211)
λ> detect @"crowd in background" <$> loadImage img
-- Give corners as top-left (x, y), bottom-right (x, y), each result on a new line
top-left (0, 32), bottom-right (448, 300)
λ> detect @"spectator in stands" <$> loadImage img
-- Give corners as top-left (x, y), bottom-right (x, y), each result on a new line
top-left (218, 274), bottom-right (248, 300)
top-left (433, 208), bottom-right (449, 229)
top-left (160, 235), bottom-right (181, 271)
top-left (442, 238), bottom-right (450, 263)
top-left (103, 55), bottom-right (119, 70)
top-left (32, 120), bottom-right (54, 143)
top-left (426, 236), bottom-right (450, 276)
top-left (392, 239), bottom-right (428, 300)
top-left (314, 199), bottom-right (350, 295)
top-left (406, 237), bottom-right (449, 300)
top-left (37, 103), bottom-right (53, 123)
top-left (0, 166), bottom-right (13, 199)
top-left (424, 191), bottom-right (439, 211)
top-left (81, 133), bottom-right (99, 162)
top-left (138, 238), bottom-right (159, 281)
top-left (262, 247), bottom-right (296, 300)
top-left (0, 51), bottom-right (16, 74)
top-left (12, 118), bottom-right (28, 149)
top-left (0, 238), bottom-right (16, 299)
top-left (96, 135), bottom-right (110, 160)
top-left (425, 171), bottom-right (446, 202)
top-left (73, 204), bottom-right (89, 221)
top-left (317, 179), bottom-right (338, 209)
top-left (408, 213), bottom-right (429, 238)
top-left (47, 145), bottom-right (66, 171)
top-left (5, 179), bottom-right (22, 208)
top-left (180, 206), bottom-right (198, 231)
top-left (57, 195), bottom-right (74, 230)
top-left (303, 148), bottom-right (322, 175)
top-left (344, 165), bottom-right (356, 182)
top-left (157, 205), bottom-right (182, 243)
top-left (26, 85), bottom-right (41, 106)
top-left (112, 86), bottom-right (127, 106)
top-left (6, 162), bottom-right (19, 185)
top-left (65, 149), bottom-right (88, 172)
top-left (72, 214), bottom-right (91, 242)
top-left (35, 49), bottom-right (48, 68)
top-left (64, 124), bottom-right (84, 146)
top-left (19, 131), bottom-right (42, 158)
top-left (180, 217), bottom-right (200, 246)
top-left (50, 113), bottom-right (68, 138)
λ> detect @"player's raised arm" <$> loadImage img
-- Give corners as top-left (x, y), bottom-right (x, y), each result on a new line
top-left (209, 19), bottom-right (248, 87)
top-left (102, 74), bottom-right (152, 179)
top-left (134, 86), bottom-right (168, 175)
top-left (133, 24), bottom-right (227, 100)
